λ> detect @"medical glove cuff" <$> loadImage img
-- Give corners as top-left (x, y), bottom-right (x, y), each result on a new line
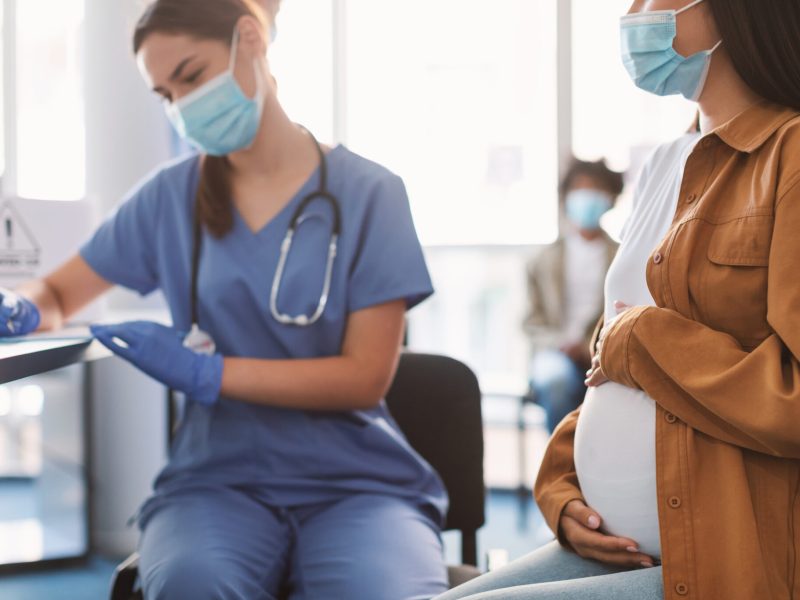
top-left (190, 352), bottom-right (224, 406)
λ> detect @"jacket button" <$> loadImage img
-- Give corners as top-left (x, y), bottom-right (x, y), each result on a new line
top-left (686, 193), bottom-right (697, 203)
top-left (669, 496), bottom-right (682, 508)
top-left (653, 252), bottom-right (663, 264)
top-left (676, 582), bottom-right (689, 595)
top-left (665, 413), bottom-right (677, 424)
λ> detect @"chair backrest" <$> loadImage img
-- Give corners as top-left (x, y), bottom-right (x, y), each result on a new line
top-left (384, 352), bottom-right (485, 536)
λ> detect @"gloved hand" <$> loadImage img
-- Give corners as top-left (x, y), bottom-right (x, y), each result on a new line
top-left (0, 287), bottom-right (41, 336)
top-left (90, 321), bottom-right (223, 406)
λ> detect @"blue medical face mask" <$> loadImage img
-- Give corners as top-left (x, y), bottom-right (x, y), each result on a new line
top-left (620, 0), bottom-right (722, 101)
top-left (565, 189), bottom-right (612, 231)
top-left (166, 28), bottom-right (266, 156)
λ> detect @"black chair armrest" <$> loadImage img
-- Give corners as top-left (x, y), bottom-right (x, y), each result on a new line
top-left (110, 552), bottom-right (141, 600)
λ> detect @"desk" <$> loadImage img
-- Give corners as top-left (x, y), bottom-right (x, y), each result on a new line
top-left (0, 336), bottom-right (110, 384)
top-left (0, 335), bottom-right (111, 572)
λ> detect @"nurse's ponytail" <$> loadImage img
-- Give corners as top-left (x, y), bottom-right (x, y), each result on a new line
top-left (707, 0), bottom-right (800, 111)
top-left (133, 0), bottom-right (273, 238)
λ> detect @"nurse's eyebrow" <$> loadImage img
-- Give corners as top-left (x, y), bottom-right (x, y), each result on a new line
top-left (169, 55), bottom-right (198, 82)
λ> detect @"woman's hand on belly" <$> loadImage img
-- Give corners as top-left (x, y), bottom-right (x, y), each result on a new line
top-left (586, 301), bottom-right (632, 388)
top-left (560, 500), bottom-right (655, 568)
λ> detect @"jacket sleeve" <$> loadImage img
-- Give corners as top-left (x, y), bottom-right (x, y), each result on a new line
top-left (599, 179), bottom-right (800, 458)
top-left (533, 407), bottom-right (585, 547)
top-left (533, 317), bottom-right (605, 547)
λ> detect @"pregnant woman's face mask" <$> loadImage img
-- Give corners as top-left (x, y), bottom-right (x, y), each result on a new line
top-left (620, 0), bottom-right (722, 101)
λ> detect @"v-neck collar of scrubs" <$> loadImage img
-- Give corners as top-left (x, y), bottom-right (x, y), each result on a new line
top-left (230, 144), bottom-right (344, 239)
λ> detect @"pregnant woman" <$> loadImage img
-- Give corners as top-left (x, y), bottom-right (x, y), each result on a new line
top-left (438, 1), bottom-right (800, 599)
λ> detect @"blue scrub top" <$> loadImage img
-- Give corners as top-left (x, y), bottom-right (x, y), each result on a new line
top-left (81, 146), bottom-right (447, 522)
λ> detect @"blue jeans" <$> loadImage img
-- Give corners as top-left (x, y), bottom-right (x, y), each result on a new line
top-left (435, 541), bottom-right (663, 600)
top-left (529, 350), bottom-right (586, 433)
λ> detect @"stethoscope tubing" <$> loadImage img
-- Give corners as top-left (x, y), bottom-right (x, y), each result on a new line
top-left (190, 127), bottom-right (342, 331)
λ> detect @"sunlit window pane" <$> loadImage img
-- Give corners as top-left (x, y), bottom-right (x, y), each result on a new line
top-left (269, 0), bottom-right (335, 144)
top-left (0, 2), bottom-right (5, 179)
top-left (16, 0), bottom-right (85, 201)
top-left (346, 0), bottom-right (559, 246)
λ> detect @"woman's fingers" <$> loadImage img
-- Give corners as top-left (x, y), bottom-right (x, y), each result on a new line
top-left (614, 300), bottom-right (631, 315)
top-left (590, 545), bottom-right (656, 569)
top-left (585, 352), bottom-right (610, 386)
top-left (590, 548), bottom-right (656, 568)
top-left (585, 366), bottom-right (609, 387)
top-left (560, 502), bottom-right (655, 568)
top-left (562, 515), bottom-right (630, 552)
top-left (561, 516), bottom-right (654, 568)
top-left (90, 323), bottom-right (145, 361)
top-left (563, 500), bottom-right (601, 529)
top-left (585, 356), bottom-right (599, 378)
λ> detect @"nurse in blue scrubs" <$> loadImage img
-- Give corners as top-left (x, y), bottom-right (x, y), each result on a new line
top-left (0, 0), bottom-right (449, 598)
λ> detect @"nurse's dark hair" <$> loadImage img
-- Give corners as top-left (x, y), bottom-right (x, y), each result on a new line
top-left (133, 0), bottom-right (271, 237)
top-left (559, 158), bottom-right (625, 201)
top-left (706, 0), bottom-right (800, 111)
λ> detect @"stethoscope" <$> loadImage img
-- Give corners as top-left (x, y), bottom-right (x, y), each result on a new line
top-left (184, 129), bottom-right (342, 355)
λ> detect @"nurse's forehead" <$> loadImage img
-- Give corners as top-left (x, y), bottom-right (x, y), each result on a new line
top-left (136, 33), bottom-right (228, 87)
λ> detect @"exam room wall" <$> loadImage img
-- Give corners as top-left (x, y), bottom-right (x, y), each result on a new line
top-left (82, 0), bottom-right (173, 556)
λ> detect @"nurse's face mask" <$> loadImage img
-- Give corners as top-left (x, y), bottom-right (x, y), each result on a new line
top-left (620, 0), bottom-right (722, 101)
top-left (165, 27), bottom-right (267, 156)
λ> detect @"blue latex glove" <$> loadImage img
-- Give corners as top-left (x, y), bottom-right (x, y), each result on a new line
top-left (90, 321), bottom-right (223, 406)
top-left (0, 287), bottom-right (41, 336)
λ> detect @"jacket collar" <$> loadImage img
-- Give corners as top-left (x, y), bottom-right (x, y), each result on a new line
top-left (713, 100), bottom-right (799, 153)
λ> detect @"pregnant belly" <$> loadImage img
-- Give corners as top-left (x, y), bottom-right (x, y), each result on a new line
top-left (574, 382), bottom-right (661, 558)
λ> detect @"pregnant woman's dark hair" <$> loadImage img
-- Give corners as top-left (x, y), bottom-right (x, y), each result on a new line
top-left (707, 0), bottom-right (800, 110)
top-left (133, 0), bottom-right (269, 238)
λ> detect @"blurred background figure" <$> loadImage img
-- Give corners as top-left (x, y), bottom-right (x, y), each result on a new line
top-left (522, 159), bottom-right (623, 433)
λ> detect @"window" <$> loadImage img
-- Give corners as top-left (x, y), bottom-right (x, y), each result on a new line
top-left (269, 0), bottom-right (335, 144)
top-left (0, 1), bottom-right (4, 179)
top-left (345, 0), bottom-right (560, 246)
top-left (15, 0), bottom-right (85, 201)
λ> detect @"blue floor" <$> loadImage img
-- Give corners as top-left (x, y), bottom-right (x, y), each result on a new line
top-left (0, 491), bottom-right (553, 599)
top-left (0, 556), bottom-right (119, 600)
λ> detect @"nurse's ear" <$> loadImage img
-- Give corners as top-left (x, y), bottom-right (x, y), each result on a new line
top-left (235, 15), bottom-right (269, 60)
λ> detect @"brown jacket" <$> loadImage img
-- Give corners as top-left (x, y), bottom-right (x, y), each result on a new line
top-left (534, 101), bottom-right (800, 600)
top-left (522, 233), bottom-right (618, 354)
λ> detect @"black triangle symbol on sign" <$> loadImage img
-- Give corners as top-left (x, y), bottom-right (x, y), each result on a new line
top-left (0, 201), bottom-right (40, 253)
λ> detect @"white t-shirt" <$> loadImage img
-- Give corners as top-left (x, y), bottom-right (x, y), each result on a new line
top-left (573, 132), bottom-right (701, 559)
top-left (562, 231), bottom-right (608, 345)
